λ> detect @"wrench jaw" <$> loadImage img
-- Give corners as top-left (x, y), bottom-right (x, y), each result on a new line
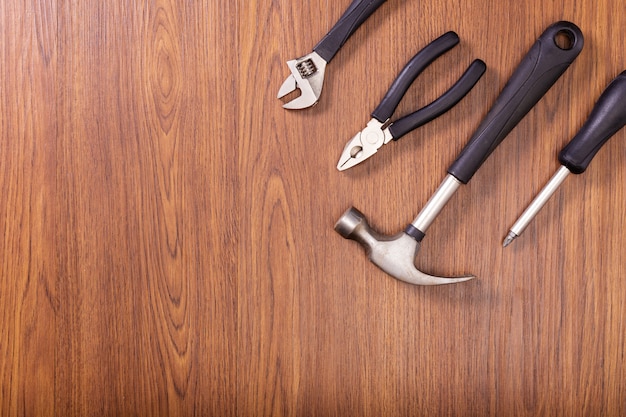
top-left (335, 207), bottom-right (475, 286)
top-left (277, 52), bottom-right (327, 109)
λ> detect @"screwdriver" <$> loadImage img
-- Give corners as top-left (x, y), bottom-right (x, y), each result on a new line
top-left (503, 71), bottom-right (626, 247)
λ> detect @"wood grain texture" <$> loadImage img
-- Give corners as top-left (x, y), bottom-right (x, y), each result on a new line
top-left (1, 0), bottom-right (625, 415)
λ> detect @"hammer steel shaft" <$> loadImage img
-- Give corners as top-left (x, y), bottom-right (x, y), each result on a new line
top-left (411, 175), bottom-right (462, 233)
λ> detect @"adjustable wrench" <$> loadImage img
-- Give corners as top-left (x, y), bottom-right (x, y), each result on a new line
top-left (277, 0), bottom-right (387, 109)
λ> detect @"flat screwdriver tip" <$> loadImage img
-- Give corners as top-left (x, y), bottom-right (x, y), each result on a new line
top-left (502, 232), bottom-right (518, 248)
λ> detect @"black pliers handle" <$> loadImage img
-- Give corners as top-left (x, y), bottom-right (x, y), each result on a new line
top-left (337, 32), bottom-right (486, 171)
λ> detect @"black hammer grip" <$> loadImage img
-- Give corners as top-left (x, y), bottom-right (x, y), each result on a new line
top-left (313, 0), bottom-right (387, 63)
top-left (558, 71), bottom-right (626, 174)
top-left (447, 21), bottom-right (584, 184)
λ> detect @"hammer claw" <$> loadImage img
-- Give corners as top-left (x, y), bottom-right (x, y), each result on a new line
top-left (335, 207), bottom-right (474, 286)
top-left (367, 233), bottom-right (474, 286)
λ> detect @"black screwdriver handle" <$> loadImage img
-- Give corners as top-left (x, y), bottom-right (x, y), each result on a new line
top-left (388, 59), bottom-right (487, 140)
top-left (447, 21), bottom-right (584, 184)
top-left (558, 71), bottom-right (626, 174)
top-left (371, 31), bottom-right (460, 123)
top-left (313, 0), bottom-right (387, 63)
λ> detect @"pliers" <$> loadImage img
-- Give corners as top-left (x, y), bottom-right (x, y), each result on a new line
top-left (337, 32), bottom-right (487, 171)
top-left (277, 0), bottom-right (388, 109)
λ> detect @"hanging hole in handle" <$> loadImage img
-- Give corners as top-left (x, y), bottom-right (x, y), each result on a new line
top-left (554, 29), bottom-right (575, 50)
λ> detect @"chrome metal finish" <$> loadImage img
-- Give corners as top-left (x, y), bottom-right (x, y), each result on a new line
top-left (336, 118), bottom-right (394, 171)
top-left (411, 174), bottom-right (462, 233)
top-left (334, 207), bottom-right (474, 285)
top-left (509, 165), bottom-right (571, 238)
top-left (502, 231), bottom-right (517, 248)
top-left (277, 51), bottom-right (327, 109)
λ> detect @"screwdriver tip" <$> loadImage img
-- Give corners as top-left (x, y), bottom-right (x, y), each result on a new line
top-left (502, 232), bottom-right (518, 248)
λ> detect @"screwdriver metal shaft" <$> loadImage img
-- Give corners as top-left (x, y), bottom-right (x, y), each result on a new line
top-left (503, 166), bottom-right (570, 247)
top-left (503, 71), bottom-right (626, 247)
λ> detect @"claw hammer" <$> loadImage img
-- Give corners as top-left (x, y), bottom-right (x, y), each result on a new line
top-left (335, 21), bottom-right (584, 285)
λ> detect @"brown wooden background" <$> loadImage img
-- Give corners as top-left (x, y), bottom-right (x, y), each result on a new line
top-left (1, 0), bottom-right (625, 415)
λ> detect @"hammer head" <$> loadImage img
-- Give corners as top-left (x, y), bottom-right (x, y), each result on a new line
top-left (335, 207), bottom-right (475, 286)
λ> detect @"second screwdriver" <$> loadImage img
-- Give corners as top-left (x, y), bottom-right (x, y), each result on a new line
top-left (504, 71), bottom-right (626, 247)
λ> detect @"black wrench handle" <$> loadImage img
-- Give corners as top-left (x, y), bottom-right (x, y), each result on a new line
top-left (447, 21), bottom-right (584, 184)
top-left (313, 0), bottom-right (387, 63)
top-left (558, 71), bottom-right (626, 174)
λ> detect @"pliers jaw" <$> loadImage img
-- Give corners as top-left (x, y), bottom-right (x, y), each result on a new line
top-left (277, 52), bottom-right (327, 110)
top-left (337, 119), bottom-right (392, 171)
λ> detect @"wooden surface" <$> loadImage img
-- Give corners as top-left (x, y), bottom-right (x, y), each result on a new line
top-left (1, 0), bottom-right (625, 415)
